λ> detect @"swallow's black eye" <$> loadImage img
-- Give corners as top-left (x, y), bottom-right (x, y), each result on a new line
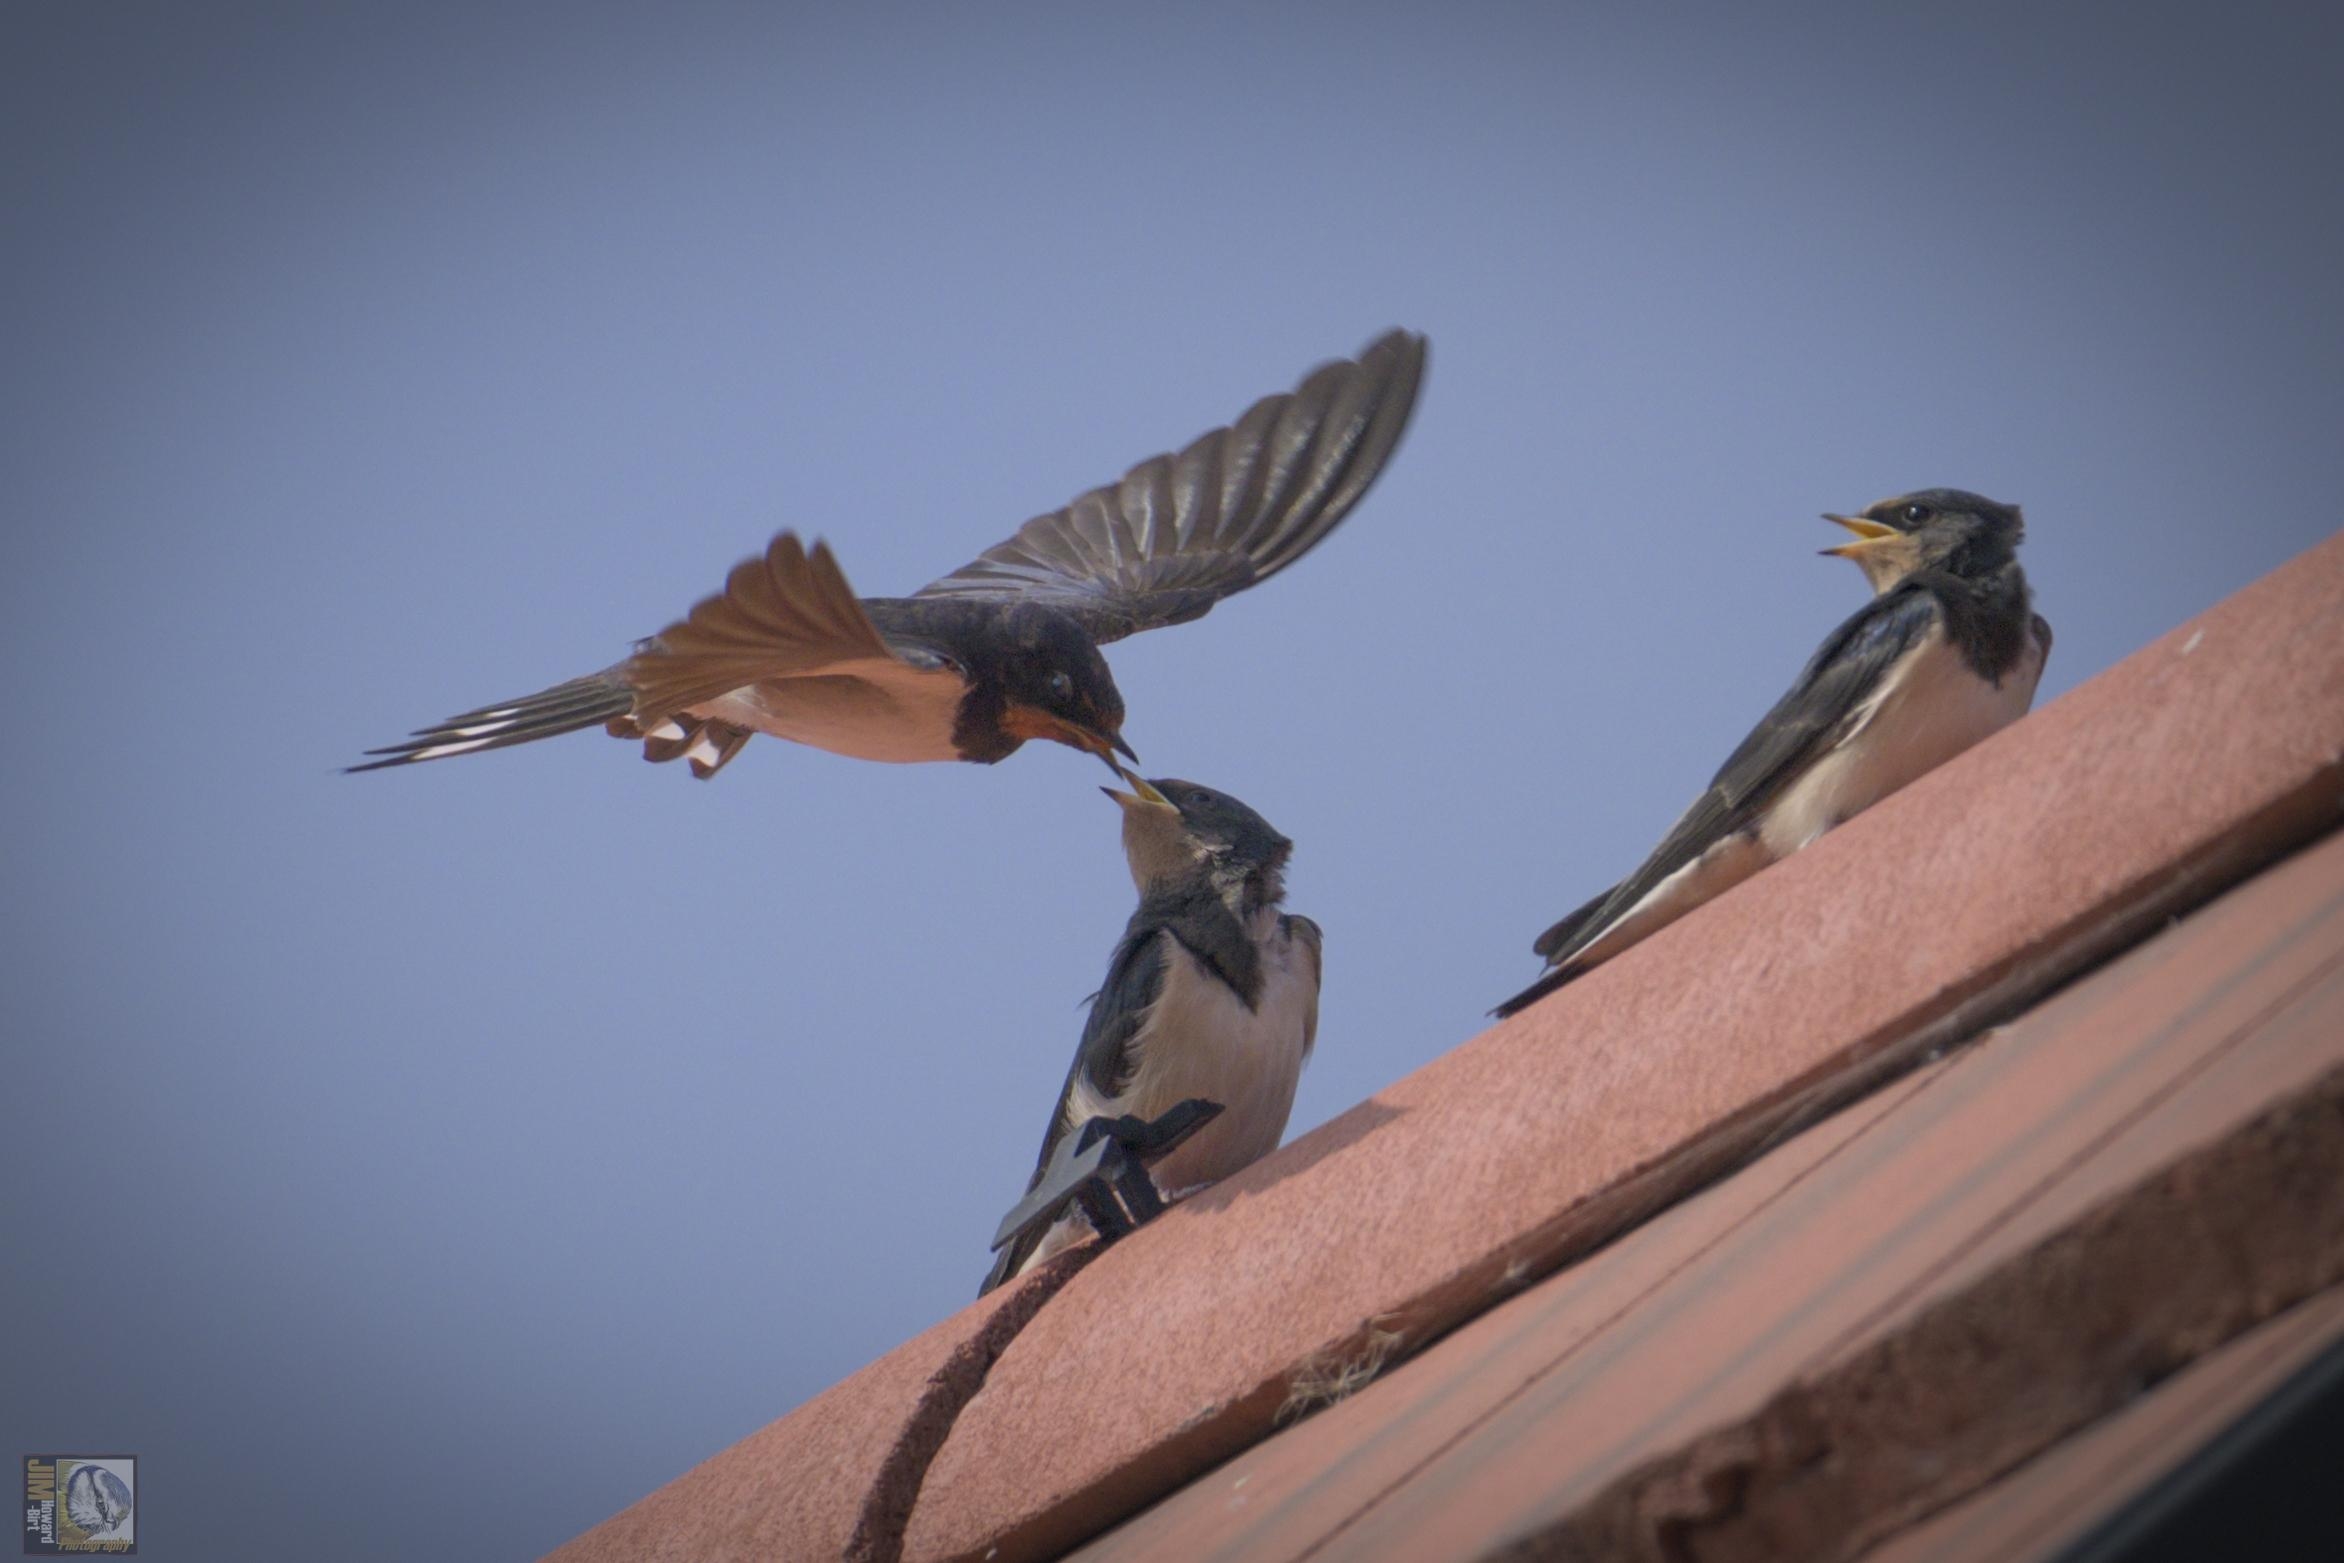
top-left (1048, 670), bottom-right (1073, 702)
top-left (1188, 789), bottom-right (1215, 807)
top-left (1901, 502), bottom-right (1934, 524)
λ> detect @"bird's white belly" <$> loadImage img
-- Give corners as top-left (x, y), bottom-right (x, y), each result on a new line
top-left (698, 658), bottom-right (966, 763)
top-left (1761, 621), bottom-right (2045, 856)
top-left (1070, 925), bottom-right (1317, 1196)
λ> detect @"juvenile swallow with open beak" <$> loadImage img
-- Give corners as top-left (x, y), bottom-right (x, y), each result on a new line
top-left (353, 330), bottom-right (1425, 780)
top-left (1496, 488), bottom-right (2051, 1018)
top-left (982, 772), bottom-right (1320, 1293)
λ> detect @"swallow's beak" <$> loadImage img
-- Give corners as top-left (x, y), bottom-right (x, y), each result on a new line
top-left (1077, 724), bottom-right (1140, 773)
top-left (1820, 512), bottom-right (1900, 558)
top-left (1060, 716), bottom-right (1138, 768)
top-left (1004, 705), bottom-right (1138, 767)
top-left (1100, 766), bottom-right (1174, 811)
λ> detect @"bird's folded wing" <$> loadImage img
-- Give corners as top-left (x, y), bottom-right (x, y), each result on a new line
top-left (1541, 586), bottom-right (1946, 968)
top-left (1285, 913), bottom-right (1323, 1060)
top-left (1706, 583), bottom-right (1945, 813)
top-left (983, 925), bottom-right (1172, 1291)
top-left (622, 532), bottom-right (896, 721)
top-left (1058, 926), bottom-right (1170, 1150)
top-left (914, 329), bottom-right (1427, 644)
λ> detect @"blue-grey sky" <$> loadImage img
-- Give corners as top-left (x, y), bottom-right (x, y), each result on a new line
top-left (5, 3), bottom-right (2339, 1558)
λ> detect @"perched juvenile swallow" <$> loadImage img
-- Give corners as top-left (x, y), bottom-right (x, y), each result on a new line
top-left (1495, 488), bottom-right (2050, 1018)
top-left (353, 330), bottom-right (1426, 779)
top-left (982, 773), bottom-right (1320, 1293)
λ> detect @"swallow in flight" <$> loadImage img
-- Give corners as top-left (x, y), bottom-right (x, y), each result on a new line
top-left (982, 772), bottom-right (1320, 1293)
top-left (1496, 488), bottom-right (2050, 1017)
top-left (354, 331), bottom-right (1426, 779)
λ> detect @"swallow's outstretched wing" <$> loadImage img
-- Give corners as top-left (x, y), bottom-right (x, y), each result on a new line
top-left (919, 329), bottom-right (1427, 644)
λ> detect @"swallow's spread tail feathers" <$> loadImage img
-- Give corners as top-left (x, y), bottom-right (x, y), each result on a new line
top-left (348, 672), bottom-right (635, 772)
top-left (351, 671), bottom-right (764, 779)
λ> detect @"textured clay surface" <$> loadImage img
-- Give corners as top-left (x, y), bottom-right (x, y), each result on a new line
top-left (1509, 1065), bottom-right (2344, 1563)
top-left (543, 1248), bottom-right (1086, 1563)
top-left (1068, 825), bottom-right (2344, 1563)
top-left (1858, 1286), bottom-right (2344, 1563)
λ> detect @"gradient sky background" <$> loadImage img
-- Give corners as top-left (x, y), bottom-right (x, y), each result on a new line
top-left (6, 3), bottom-right (2339, 1558)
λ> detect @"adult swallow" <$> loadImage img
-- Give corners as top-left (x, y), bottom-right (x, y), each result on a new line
top-left (1496, 488), bottom-right (2050, 1018)
top-left (982, 773), bottom-right (1320, 1293)
top-left (353, 330), bottom-right (1425, 779)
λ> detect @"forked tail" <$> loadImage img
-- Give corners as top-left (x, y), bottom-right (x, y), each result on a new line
top-left (348, 672), bottom-right (634, 772)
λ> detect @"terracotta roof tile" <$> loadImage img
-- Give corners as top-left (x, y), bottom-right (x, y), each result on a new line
top-left (544, 1252), bottom-right (1086, 1563)
top-left (1861, 1285), bottom-right (2344, 1563)
top-left (1061, 826), bottom-right (2344, 1560)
